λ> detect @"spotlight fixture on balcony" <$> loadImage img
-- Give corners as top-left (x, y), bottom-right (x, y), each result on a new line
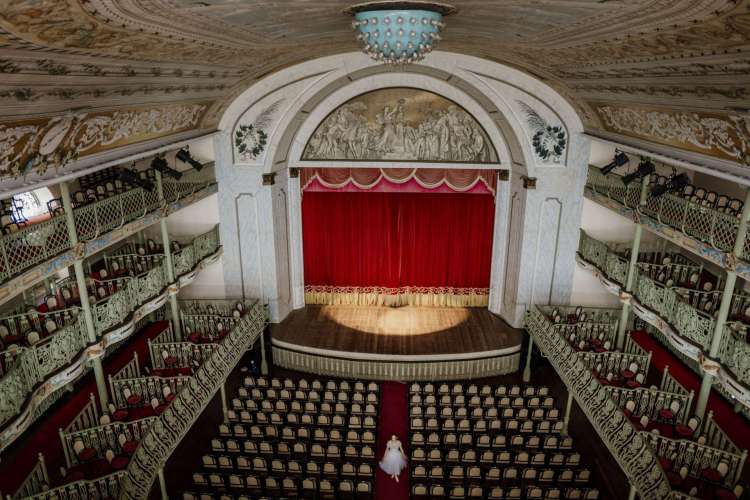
top-left (176, 147), bottom-right (204, 171)
top-left (118, 169), bottom-right (154, 192)
top-left (346, 1), bottom-right (456, 65)
top-left (622, 157), bottom-right (655, 185)
top-left (151, 155), bottom-right (182, 180)
top-left (651, 173), bottom-right (689, 198)
top-left (600, 150), bottom-right (630, 175)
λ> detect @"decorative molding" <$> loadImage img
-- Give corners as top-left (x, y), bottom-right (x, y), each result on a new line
top-left (595, 105), bottom-right (750, 163)
top-left (302, 88), bottom-right (498, 163)
top-left (272, 344), bottom-right (520, 381)
top-left (0, 103), bottom-right (210, 179)
top-left (518, 101), bottom-right (567, 164)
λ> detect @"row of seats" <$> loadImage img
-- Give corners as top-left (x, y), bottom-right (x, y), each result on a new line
top-left (410, 382), bottom-right (548, 397)
top-left (191, 474), bottom-right (373, 499)
top-left (232, 398), bottom-right (378, 416)
top-left (224, 411), bottom-right (378, 429)
top-left (202, 455), bottom-right (376, 479)
top-left (238, 387), bottom-right (379, 405)
top-left (410, 394), bottom-right (556, 409)
top-left (412, 483), bottom-right (600, 499)
top-left (410, 416), bottom-right (563, 434)
top-left (410, 404), bottom-right (558, 419)
top-left (410, 464), bottom-right (592, 486)
top-left (411, 445), bottom-right (578, 465)
top-left (245, 376), bottom-right (378, 394)
top-left (411, 427), bottom-right (568, 448)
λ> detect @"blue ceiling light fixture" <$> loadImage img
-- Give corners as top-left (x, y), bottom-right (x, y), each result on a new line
top-left (346, 2), bottom-right (456, 65)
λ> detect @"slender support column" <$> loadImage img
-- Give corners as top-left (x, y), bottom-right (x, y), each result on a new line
top-left (220, 383), bottom-right (228, 422)
top-left (616, 176), bottom-right (651, 350)
top-left (157, 467), bottom-right (168, 500)
top-left (259, 331), bottom-right (269, 376)
top-left (60, 181), bottom-right (109, 409)
top-left (155, 171), bottom-right (182, 341)
top-left (627, 485), bottom-right (637, 500)
top-left (695, 188), bottom-right (750, 419)
top-left (562, 391), bottom-right (573, 435)
top-left (522, 336), bottom-right (533, 382)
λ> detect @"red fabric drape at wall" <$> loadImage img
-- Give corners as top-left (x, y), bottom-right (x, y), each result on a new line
top-left (302, 191), bottom-right (495, 291)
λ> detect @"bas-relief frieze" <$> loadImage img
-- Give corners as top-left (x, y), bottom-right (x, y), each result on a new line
top-left (302, 88), bottom-right (498, 163)
top-left (0, 102), bottom-right (210, 178)
top-left (595, 105), bottom-right (750, 162)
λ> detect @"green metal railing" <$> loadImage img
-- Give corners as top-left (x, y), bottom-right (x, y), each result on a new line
top-left (0, 226), bottom-right (221, 438)
top-left (0, 165), bottom-right (215, 286)
top-left (578, 230), bottom-right (750, 394)
top-left (586, 166), bottom-right (746, 259)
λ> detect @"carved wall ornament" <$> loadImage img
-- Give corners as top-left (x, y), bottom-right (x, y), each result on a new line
top-left (233, 99), bottom-right (283, 163)
top-left (518, 101), bottom-right (567, 164)
top-left (0, 103), bottom-right (209, 179)
top-left (596, 105), bottom-right (750, 163)
top-left (302, 88), bottom-right (498, 163)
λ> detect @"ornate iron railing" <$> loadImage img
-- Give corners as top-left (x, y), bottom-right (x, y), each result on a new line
top-left (578, 230), bottom-right (750, 410)
top-left (119, 301), bottom-right (267, 499)
top-left (9, 453), bottom-right (48, 499)
top-left (109, 374), bottom-right (190, 410)
top-left (643, 433), bottom-right (746, 487)
top-left (586, 166), bottom-right (744, 257)
top-left (0, 226), bottom-right (221, 449)
top-left (60, 418), bottom-right (156, 468)
top-left (0, 164), bottom-right (215, 288)
top-left (25, 472), bottom-right (125, 500)
top-left (526, 307), bottom-right (672, 499)
top-left (605, 385), bottom-right (694, 425)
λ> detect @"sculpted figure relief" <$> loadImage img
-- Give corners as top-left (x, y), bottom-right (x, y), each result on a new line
top-left (303, 88), bottom-right (497, 163)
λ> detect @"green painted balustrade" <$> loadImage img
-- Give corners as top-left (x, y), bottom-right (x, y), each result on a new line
top-left (59, 417), bottom-right (157, 469)
top-left (0, 226), bottom-right (221, 437)
top-left (25, 472), bottom-right (125, 500)
top-left (586, 166), bottom-right (747, 259)
top-left (525, 307), bottom-right (673, 499)
top-left (578, 230), bottom-right (750, 397)
top-left (0, 164), bottom-right (216, 286)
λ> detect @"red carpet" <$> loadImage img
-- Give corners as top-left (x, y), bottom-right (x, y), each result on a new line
top-left (631, 330), bottom-right (750, 450)
top-left (0, 320), bottom-right (169, 496)
top-left (375, 381), bottom-right (409, 500)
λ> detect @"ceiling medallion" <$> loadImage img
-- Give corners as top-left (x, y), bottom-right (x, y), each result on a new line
top-left (346, 1), bottom-right (456, 65)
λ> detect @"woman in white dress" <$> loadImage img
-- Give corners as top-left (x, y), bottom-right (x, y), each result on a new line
top-left (379, 434), bottom-right (407, 482)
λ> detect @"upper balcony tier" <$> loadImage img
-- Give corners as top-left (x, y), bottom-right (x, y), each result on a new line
top-left (584, 166), bottom-right (750, 281)
top-left (0, 164), bottom-right (217, 306)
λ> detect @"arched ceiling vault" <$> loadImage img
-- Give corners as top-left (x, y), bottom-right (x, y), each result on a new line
top-left (0, 0), bottom-right (749, 184)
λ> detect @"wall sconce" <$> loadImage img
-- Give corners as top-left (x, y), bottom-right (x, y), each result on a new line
top-left (262, 173), bottom-right (276, 185)
top-left (498, 170), bottom-right (509, 181)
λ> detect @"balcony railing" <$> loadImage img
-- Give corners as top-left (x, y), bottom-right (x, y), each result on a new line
top-left (525, 306), bottom-right (673, 499)
top-left (0, 164), bottom-right (216, 292)
top-left (0, 225), bottom-right (222, 451)
top-left (578, 230), bottom-right (750, 407)
top-left (585, 166), bottom-right (749, 271)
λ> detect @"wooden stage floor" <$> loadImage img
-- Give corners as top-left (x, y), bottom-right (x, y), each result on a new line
top-left (271, 305), bottom-right (522, 357)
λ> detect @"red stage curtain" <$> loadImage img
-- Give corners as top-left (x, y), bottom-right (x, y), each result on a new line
top-left (302, 191), bottom-right (495, 306)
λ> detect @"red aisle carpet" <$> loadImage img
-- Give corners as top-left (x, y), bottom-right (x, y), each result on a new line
top-left (631, 330), bottom-right (750, 450)
top-left (0, 320), bottom-right (168, 496)
top-left (375, 381), bottom-right (409, 500)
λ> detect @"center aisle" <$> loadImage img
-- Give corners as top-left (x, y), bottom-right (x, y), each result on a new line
top-left (375, 381), bottom-right (409, 500)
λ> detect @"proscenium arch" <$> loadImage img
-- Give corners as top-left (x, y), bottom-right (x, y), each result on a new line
top-left (216, 51), bottom-right (589, 326)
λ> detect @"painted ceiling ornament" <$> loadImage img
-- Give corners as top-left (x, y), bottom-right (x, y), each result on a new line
top-left (346, 1), bottom-right (456, 65)
top-left (518, 101), bottom-right (567, 164)
top-left (234, 99), bottom-right (283, 163)
top-left (597, 105), bottom-right (750, 163)
top-left (0, 103), bottom-right (208, 179)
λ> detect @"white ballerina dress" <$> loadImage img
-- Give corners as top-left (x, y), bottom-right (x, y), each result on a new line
top-left (379, 439), bottom-right (407, 476)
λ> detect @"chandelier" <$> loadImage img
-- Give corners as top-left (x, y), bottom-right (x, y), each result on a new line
top-left (347, 2), bottom-right (456, 65)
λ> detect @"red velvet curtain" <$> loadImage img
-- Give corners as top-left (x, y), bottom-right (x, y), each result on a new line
top-left (302, 191), bottom-right (495, 291)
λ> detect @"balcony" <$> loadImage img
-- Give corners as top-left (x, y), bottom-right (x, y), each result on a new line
top-left (0, 165), bottom-right (217, 306)
top-left (577, 230), bottom-right (750, 409)
top-left (584, 166), bottom-right (750, 280)
top-left (0, 225), bottom-right (222, 451)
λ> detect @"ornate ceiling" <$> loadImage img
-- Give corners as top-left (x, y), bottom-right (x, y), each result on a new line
top-left (0, 0), bottom-right (748, 180)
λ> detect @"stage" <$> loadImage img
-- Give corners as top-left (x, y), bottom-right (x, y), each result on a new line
top-left (271, 305), bottom-right (523, 381)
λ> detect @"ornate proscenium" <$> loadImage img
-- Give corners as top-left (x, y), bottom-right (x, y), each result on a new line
top-left (346, 1), bottom-right (456, 65)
